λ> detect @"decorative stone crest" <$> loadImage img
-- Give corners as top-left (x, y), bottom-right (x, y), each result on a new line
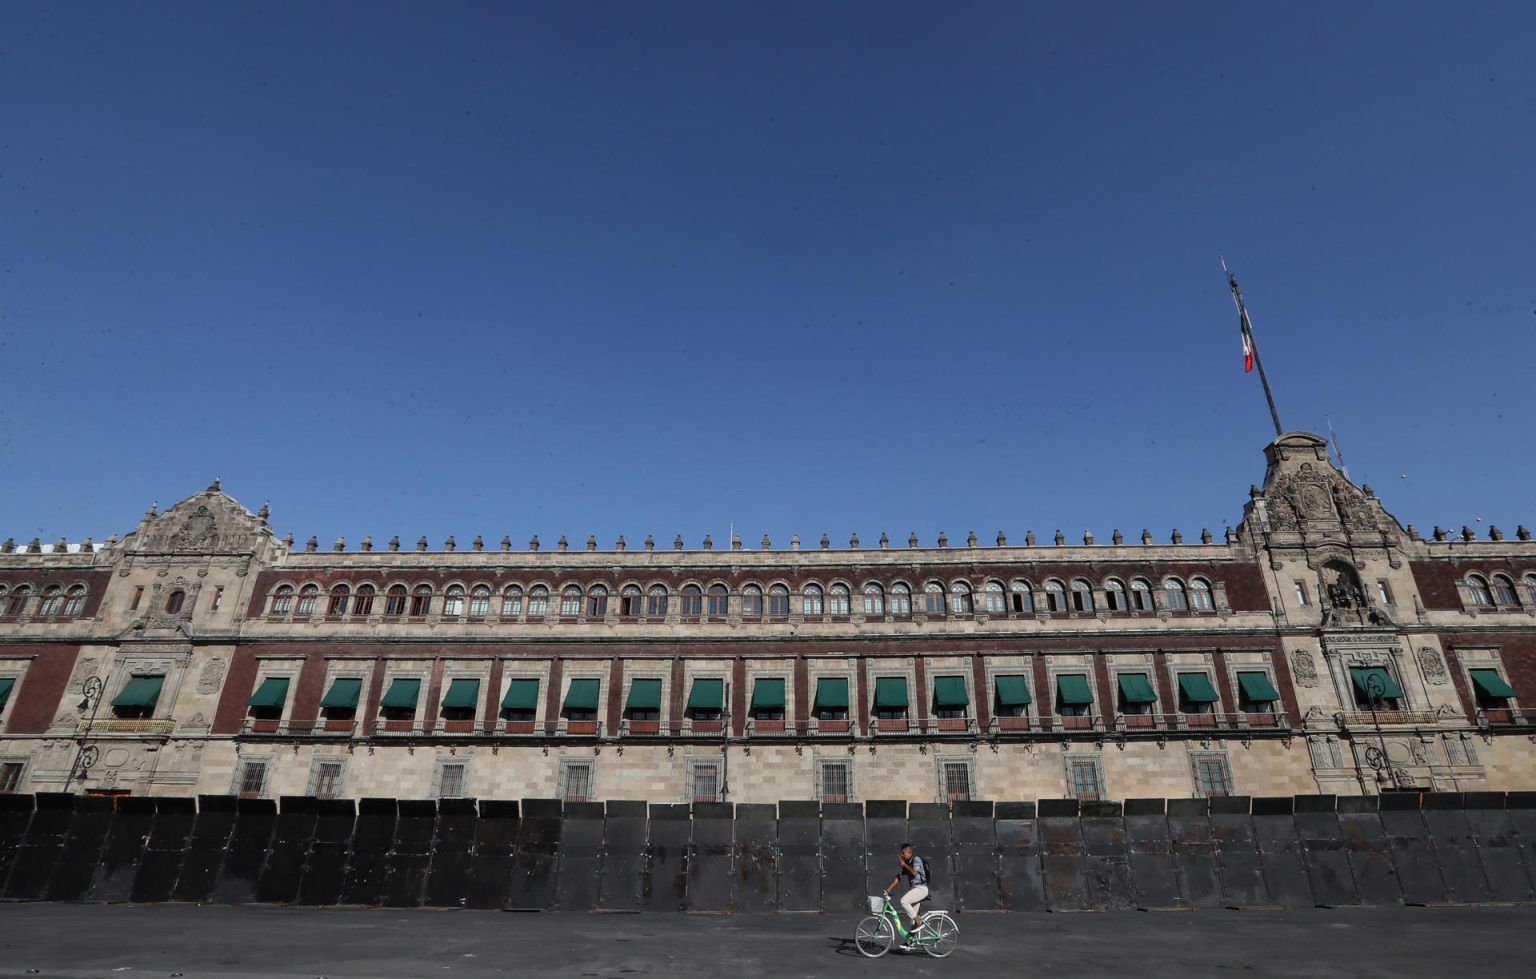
top-left (197, 656), bottom-right (228, 694)
top-left (1417, 646), bottom-right (1448, 685)
top-left (172, 505), bottom-right (218, 551)
top-left (1290, 649), bottom-right (1320, 687)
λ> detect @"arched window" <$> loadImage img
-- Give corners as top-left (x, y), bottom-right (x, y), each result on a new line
top-left (741, 584), bottom-right (763, 617)
top-left (802, 584), bottom-right (824, 616)
top-left (1011, 580), bottom-right (1034, 613)
top-left (527, 585), bottom-right (550, 616)
top-left (1164, 578), bottom-right (1188, 611)
top-left (951, 581), bottom-right (973, 614)
top-left (353, 584), bottom-right (376, 616)
top-left (768, 584), bottom-right (790, 616)
top-left (924, 582), bottom-right (946, 614)
top-left (1044, 580), bottom-right (1065, 613)
top-left (0, 585), bottom-right (9, 616)
top-left (707, 584), bottom-right (729, 616)
top-left (1131, 578), bottom-right (1154, 611)
top-left (1492, 574), bottom-right (1519, 606)
top-left (645, 585), bottom-right (669, 617)
top-left (620, 585), bottom-right (642, 616)
top-left (468, 585), bottom-right (491, 617)
top-left (588, 585), bottom-right (609, 617)
top-left (1105, 579), bottom-right (1126, 611)
top-left (62, 584), bottom-right (86, 617)
top-left (981, 581), bottom-right (1005, 614)
top-left (1525, 573), bottom-right (1536, 605)
top-left (1071, 579), bottom-right (1094, 612)
top-left (829, 584), bottom-right (850, 615)
top-left (864, 583), bottom-right (886, 616)
top-left (680, 584), bottom-right (703, 616)
top-left (501, 585), bottom-right (523, 616)
top-left (891, 582), bottom-right (912, 616)
top-left (443, 585), bottom-right (466, 616)
top-left (294, 584), bottom-right (318, 616)
top-left (409, 585), bottom-right (433, 616)
top-left (165, 589), bottom-right (186, 615)
top-left (271, 585), bottom-right (294, 615)
top-left (328, 584), bottom-right (351, 616)
top-left (560, 585), bottom-right (583, 616)
top-left (38, 585), bottom-right (63, 616)
top-left (384, 584), bottom-right (408, 616)
top-left (1466, 575), bottom-right (1493, 607)
top-left (1189, 577), bottom-right (1214, 611)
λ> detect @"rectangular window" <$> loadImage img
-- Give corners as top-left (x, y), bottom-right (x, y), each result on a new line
top-left (820, 761), bottom-right (850, 803)
top-left (212, 586), bottom-right (224, 611)
top-left (1293, 581), bottom-right (1309, 606)
top-left (239, 761), bottom-right (267, 798)
top-left (1193, 755), bottom-right (1232, 798)
top-left (1376, 581), bottom-right (1394, 605)
top-left (438, 763), bottom-right (466, 799)
top-left (560, 761), bottom-right (593, 803)
top-left (690, 763), bottom-right (719, 803)
top-left (1067, 758), bottom-right (1101, 801)
top-left (943, 762), bottom-right (972, 802)
top-left (409, 592), bottom-right (431, 616)
top-left (0, 762), bottom-right (22, 793)
top-left (130, 586), bottom-right (143, 611)
top-left (312, 762), bottom-right (343, 799)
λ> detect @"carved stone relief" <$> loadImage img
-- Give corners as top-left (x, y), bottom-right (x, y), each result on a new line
top-left (1291, 649), bottom-right (1320, 687)
top-left (1417, 646), bottom-right (1448, 684)
top-left (197, 657), bottom-right (228, 694)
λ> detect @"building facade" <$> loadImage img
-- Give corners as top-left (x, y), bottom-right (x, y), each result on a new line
top-left (1, 432), bottom-right (1532, 805)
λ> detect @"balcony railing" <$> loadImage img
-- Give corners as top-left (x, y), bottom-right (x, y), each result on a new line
top-left (81, 718), bottom-right (176, 736)
top-left (1336, 709), bottom-right (1440, 729)
top-left (1476, 707), bottom-right (1525, 728)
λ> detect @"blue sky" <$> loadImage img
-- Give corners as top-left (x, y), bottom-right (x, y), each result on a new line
top-left (2, 2), bottom-right (1533, 548)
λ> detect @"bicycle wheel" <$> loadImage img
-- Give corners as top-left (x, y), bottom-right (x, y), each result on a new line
top-left (855, 914), bottom-right (895, 958)
top-left (924, 913), bottom-right (959, 958)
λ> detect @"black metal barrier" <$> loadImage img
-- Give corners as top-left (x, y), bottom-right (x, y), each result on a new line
top-left (3, 792), bottom-right (1535, 911)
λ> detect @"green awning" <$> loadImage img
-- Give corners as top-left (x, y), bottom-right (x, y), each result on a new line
top-left (626, 678), bottom-right (662, 711)
top-left (320, 677), bottom-right (362, 709)
top-left (814, 677), bottom-right (848, 710)
top-left (564, 678), bottom-right (600, 711)
top-left (1470, 669), bottom-right (1517, 699)
top-left (379, 677), bottom-right (421, 709)
top-left (501, 677), bottom-right (540, 710)
top-left (687, 678), bottom-right (723, 710)
top-left (1056, 673), bottom-right (1093, 706)
top-left (1177, 673), bottom-right (1220, 704)
top-left (246, 677), bottom-right (290, 709)
top-left (995, 674), bottom-right (1032, 706)
top-left (111, 675), bottom-right (164, 708)
top-left (0, 677), bottom-right (14, 709)
top-left (441, 678), bottom-right (480, 710)
top-left (933, 675), bottom-right (969, 708)
top-left (1350, 667), bottom-right (1404, 700)
top-left (1237, 671), bottom-right (1281, 703)
top-left (874, 677), bottom-right (908, 709)
top-left (751, 677), bottom-right (785, 710)
top-left (1118, 673), bottom-right (1158, 704)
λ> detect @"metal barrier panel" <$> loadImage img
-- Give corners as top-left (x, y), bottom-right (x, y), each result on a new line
top-left (3, 793), bottom-right (74, 900)
top-left (424, 798), bottom-right (478, 908)
top-left (297, 798), bottom-right (356, 906)
top-left (211, 797), bottom-right (277, 904)
top-left (381, 799), bottom-right (436, 907)
top-left (1463, 793), bottom-right (1532, 903)
top-left (506, 798), bottom-right (561, 910)
top-left (862, 800), bottom-right (907, 904)
top-left (1038, 799), bottom-right (1089, 911)
top-left (172, 795), bottom-right (238, 903)
top-left (732, 802), bottom-right (778, 913)
top-left (1506, 793), bottom-right (1536, 896)
top-left (595, 799), bottom-right (646, 911)
top-left (1336, 797), bottom-right (1400, 906)
top-left (44, 794), bottom-right (113, 901)
top-left (688, 801), bottom-right (734, 913)
top-left (1292, 796), bottom-right (1357, 907)
top-left (464, 799), bottom-right (518, 910)
top-left (1123, 800), bottom-right (1181, 910)
top-left (0, 793), bottom-right (35, 894)
top-left (1079, 801), bottom-right (1134, 911)
top-left (1422, 794), bottom-right (1491, 904)
top-left (89, 796), bottom-right (156, 902)
top-left (131, 797), bottom-right (194, 903)
top-left (339, 798), bottom-right (397, 906)
top-left (951, 800), bottom-right (998, 912)
top-left (257, 796), bottom-right (319, 904)
top-left (776, 800), bottom-right (820, 912)
top-left (908, 803), bottom-right (954, 911)
top-left (1378, 795), bottom-right (1445, 905)
top-left (1208, 797), bottom-right (1269, 908)
top-left (819, 802), bottom-right (866, 914)
top-left (1167, 798), bottom-right (1222, 909)
top-left (646, 804), bottom-right (692, 911)
top-left (995, 802), bottom-right (1046, 912)
top-left (1251, 798), bottom-right (1312, 908)
top-left (558, 801), bottom-right (607, 911)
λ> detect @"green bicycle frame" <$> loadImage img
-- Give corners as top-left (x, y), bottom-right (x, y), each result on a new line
top-left (879, 895), bottom-right (933, 942)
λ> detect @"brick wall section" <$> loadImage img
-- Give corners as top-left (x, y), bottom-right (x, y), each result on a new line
top-left (1442, 631), bottom-right (1536, 712)
top-left (792, 655), bottom-right (808, 722)
top-left (361, 661), bottom-right (386, 736)
top-left (971, 653), bottom-right (991, 729)
top-left (913, 656), bottom-right (929, 726)
top-left (1265, 639), bottom-right (1302, 721)
top-left (731, 657), bottom-right (746, 736)
top-left (2, 643), bottom-right (81, 733)
top-left (1438, 645), bottom-right (1477, 719)
top-left (1032, 655), bottom-right (1051, 721)
top-left (212, 646), bottom-right (261, 735)
top-left (543, 658), bottom-right (562, 734)
top-left (1152, 650), bottom-right (1176, 711)
top-left (484, 657), bottom-right (503, 731)
top-left (289, 653), bottom-right (328, 726)
top-left (0, 569), bottom-right (112, 618)
top-left (1093, 655), bottom-right (1115, 720)
top-left (1410, 559), bottom-right (1536, 611)
top-left (1211, 650), bottom-right (1235, 712)
top-left (422, 658), bottom-right (445, 729)
top-left (606, 659), bottom-right (623, 733)
top-left (855, 659), bottom-right (869, 732)
top-left (669, 657), bottom-right (684, 734)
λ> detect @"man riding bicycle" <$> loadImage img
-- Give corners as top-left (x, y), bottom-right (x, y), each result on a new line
top-left (884, 842), bottom-right (928, 946)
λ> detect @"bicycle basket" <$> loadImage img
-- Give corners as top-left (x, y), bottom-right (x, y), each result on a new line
top-left (868, 895), bottom-right (885, 913)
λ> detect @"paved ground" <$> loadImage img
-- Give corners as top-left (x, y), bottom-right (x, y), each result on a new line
top-left (0, 903), bottom-right (1533, 979)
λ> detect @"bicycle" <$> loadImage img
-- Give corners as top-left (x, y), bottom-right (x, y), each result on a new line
top-left (854, 893), bottom-right (959, 958)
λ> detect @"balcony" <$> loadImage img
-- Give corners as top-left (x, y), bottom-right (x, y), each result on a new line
top-left (812, 717), bottom-right (854, 735)
top-left (1336, 709), bottom-right (1439, 729)
top-left (1476, 707), bottom-right (1525, 728)
top-left (558, 720), bottom-right (602, 737)
top-left (82, 718), bottom-right (176, 736)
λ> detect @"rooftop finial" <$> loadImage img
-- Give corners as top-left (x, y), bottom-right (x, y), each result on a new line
top-left (209, 476), bottom-right (222, 491)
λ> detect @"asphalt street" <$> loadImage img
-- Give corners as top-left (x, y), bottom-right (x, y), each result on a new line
top-left (0, 903), bottom-right (1533, 979)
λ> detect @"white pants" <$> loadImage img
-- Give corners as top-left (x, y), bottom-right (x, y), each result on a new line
top-left (900, 885), bottom-right (929, 924)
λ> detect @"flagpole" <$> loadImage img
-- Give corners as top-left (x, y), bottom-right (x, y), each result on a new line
top-left (1221, 258), bottom-right (1284, 438)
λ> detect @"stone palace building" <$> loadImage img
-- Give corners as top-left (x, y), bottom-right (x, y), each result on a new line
top-left (1, 432), bottom-right (1532, 805)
